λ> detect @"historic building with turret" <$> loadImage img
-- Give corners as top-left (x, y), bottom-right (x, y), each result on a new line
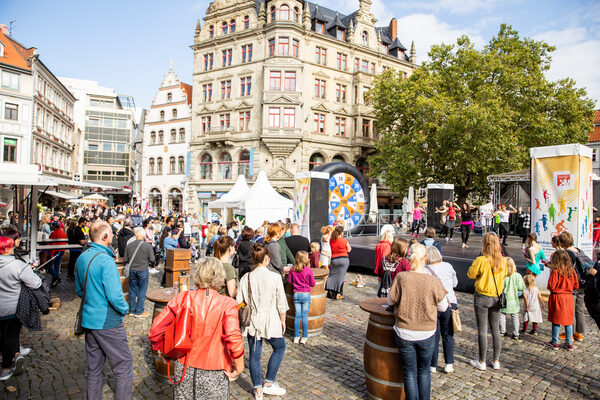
top-left (187, 0), bottom-right (416, 214)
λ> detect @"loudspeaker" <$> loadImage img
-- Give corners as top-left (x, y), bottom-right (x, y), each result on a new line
top-left (426, 184), bottom-right (454, 230)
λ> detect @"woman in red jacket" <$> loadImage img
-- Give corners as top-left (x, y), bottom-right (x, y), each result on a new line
top-left (148, 258), bottom-right (244, 400)
top-left (48, 220), bottom-right (67, 288)
top-left (374, 231), bottom-right (393, 278)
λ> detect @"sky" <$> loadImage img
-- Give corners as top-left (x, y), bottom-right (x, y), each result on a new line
top-left (2, 0), bottom-right (599, 110)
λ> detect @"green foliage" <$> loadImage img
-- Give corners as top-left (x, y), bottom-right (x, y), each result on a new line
top-left (368, 24), bottom-right (595, 203)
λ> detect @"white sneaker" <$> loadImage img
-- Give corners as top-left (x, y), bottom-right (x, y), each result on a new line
top-left (469, 359), bottom-right (486, 371)
top-left (254, 389), bottom-right (263, 400)
top-left (300, 337), bottom-right (308, 344)
top-left (19, 347), bottom-right (31, 357)
top-left (293, 337), bottom-right (300, 344)
top-left (491, 361), bottom-right (500, 370)
top-left (430, 367), bottom-right (437, 373)
top-left (149, 268), bottom-right (160, 275)
top-left (262, 382), bottom-right (286, 396)
top-left (444, 364), bottom-right (454, 373)
top-left (445, 237), bottom-right (449, 242)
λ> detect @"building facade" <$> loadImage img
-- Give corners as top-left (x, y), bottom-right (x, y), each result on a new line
top-left (588, 110), bottom-right (600, 176)
top-left (59, 78), bottom-right (137, 203)
top-left (187, 0), bottom-right (416, 213)
top-left (141, 66), bottom-right (193, 213)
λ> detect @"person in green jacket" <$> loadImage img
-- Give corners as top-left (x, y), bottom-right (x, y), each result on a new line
top-left (277, 222), bottom-right (294, 265)
top-left (499, 257), bottom-right (526, 341)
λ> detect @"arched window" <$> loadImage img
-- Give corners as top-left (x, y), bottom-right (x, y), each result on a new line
top-left (158, 130), bottom-right (164, 144)
top-left (230, 19), bottom-right (236, 33)
top-left (356, 158), bottom-right (369, 176)
top-left (270, 6), bottom-right (276, 22)
top-left (157, 157), bottom-right (163, 174)
top-left (238, 150), bottom-right (250, 178)
top-left (362, 31), bottom-right (368, 46)
top-left (160, 110), bottom-right (165, 120)
top-left (149, 188), bottom-right (162, 212)
top-left (199, 153), bottom-right (213, 180)
top-left (178, 156), bottom-right (185, 174)
top-left (179, 128), bottom-right (185, 142)
top-left (170, 129), bottom-right (177, 143)
top-left (244, 15), bottom-right (250, 29)
top-left (167, 92), bottom-right (172, 102)
top-left (169, 156), bottom-right (176, 173)
top-left (222, 21), bottom-right (228, 35)
top-left (209, 25), bottom-right (214, 38)
top-left (149, 158), bottom-right (155, 174)
top-left (168, 188), bottom-right (182, 212)
top-left (150, 131), bottom-right (156, 144)
top-left (293, 7), bottom-right (300, 22)
top-left (309, 153), bottom-right (325, 171)
top-left (218, 152), bottom-right (232, 180)
top-left (332, 155), bottom-right (345, 163)
top-left (172, 108), bottom-right (177, 118)
top-left (280, 4), bottom-right (290, 20)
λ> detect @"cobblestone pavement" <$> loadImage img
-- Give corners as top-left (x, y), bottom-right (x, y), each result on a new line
top-left (3, 264), bottom-right (600, 399)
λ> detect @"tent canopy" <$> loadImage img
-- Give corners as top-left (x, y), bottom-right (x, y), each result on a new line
top-left (208, 175), bottom-right (250, 209)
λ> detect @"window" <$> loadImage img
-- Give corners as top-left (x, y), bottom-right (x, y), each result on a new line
top-left (167, 93), bottom-right (172, 102)
top-left (222, 49), bottom-right (232, 67)
top-left (279, 37), bottom-right (289, 55)
top-left (199, 154), bottom-right (213, 179)
top-left (3, 138), bottom-right (17, 162)
top-left (172, 108), bottom-right (177, 118)
top-left (179, 128), bottom-right (185, 142)
top-left (241, 77), bottom-right (252, 96)
top-left (88, 118), bottom-right (99, 127)
top-left (292, 39), bottom-right (299, 57)
top-left (239, 111), bottom-right (251, 131)
top-left (316, 22), bottom-right (325, 34)
top-left (116, 143), bottom-right (126, 152)
top-left (337, 53), bottom-right (347, 70)
top-left (335, 84), bottom-right (347, 103)
top-left (157, 157), bottom-right (163, 174)
top-left (158, 130), bottom-right (164, 143)
top-left (270, 6), bottom-right (276, 22)
top-left (362, 118), bottom-right (371, 137)
top-left (356, 158), bottom-right (369, 176)
top-left (313, 114), bottom-right (325, 133)
top-left (238, 150), bottom-right (251, 178)
top-left (371, 62), bottom-right (376, 74)
top-left (284, 72), bottom-right (296, 91)
top-left (283, 108), bottom-right (295, 128)
top-left (241, 44), bottom-right (253, 63)
top-left (280, 4), bottom-right (290, 20)
top-left (354, 58), bottom-right (359, 72)
top-left (4, 103), bottom-right (18, 120)
top-left (269, 71), bottom-right (281, 90)
top-left (103, 142), bottom-right (112, 151)
top-left (314, 79), bottom-right (326, 98)
top-left (149, 158), bottom-right (155, 174)
top-left (202, 84), bottom-right (213, 102)
top-left (383, 45), bottom-right (389, 54)
top-left (219, 113), bottom-right (231, 129)
top-left (594, 148), bottom-right (598, 162)
top-left (335, 117), bottom-right (346, 136)
top-left (363, 86), bottom-right (371, 104)
top-left (361, 60), bottom-right (369, 73)
top-left (244, 15), bottom-right (250, 29)
top-left (315, 47), bottom-right (327, 65)
top-left (209, 25), bottom-right (214, 38)
top-left (230, 19), bottom-right (236, 33)
top-left (160, 110), bottom-right (165, 120)
top-left (293, 7), bottom-right (300, 22)
top-left (218, 153), bottom-right (232, 180)
top-left (362, 31), bottom-right (368, 46)
top-left (220, 80), bottom-right (232, 99)
top-left (309, 153), bottom-right (324, 170)
top-left (170, 157), bottom-right (176, 173)
top-left (336, 28), bottom-right (345, 41)
top-left (222, 21), bottom-right (228, 35)
top-left (0, 42), bottom-right (3, 57)
top-left (1, 71), bottom-right (19, 90)
top-left (170, 129), bottom-right (177, 143)
top-left (178, 156), bottom-right (185, 174)
top-left (202, 116), bottom-right (211, 133)
top-left (268, 39), bottom-right (275, 56)
top-left (204, 53), bottom-right (214, 70)
top-left (268, 107), bottom-right (280, 128)
top-left (150, 131), bottom-right (156, 144)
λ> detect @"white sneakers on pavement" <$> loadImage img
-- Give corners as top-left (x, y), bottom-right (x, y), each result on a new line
top-left (300, 337), bottom-right (308, 344)
top-left (444, 364), bottom-right (454, 373)
top-left (262, 382), bottom-right (287, 396)
top-left (19, 347), bottom-right (31, 357)
top-left (293, 337), bottom-right (300, 344)
top-left (469, 359), bottom-right (486, 371)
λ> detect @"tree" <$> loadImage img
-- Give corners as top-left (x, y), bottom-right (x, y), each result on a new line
top-left (368, 24), bottom-right (595, 205)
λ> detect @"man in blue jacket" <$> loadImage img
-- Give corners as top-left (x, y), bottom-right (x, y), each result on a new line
top-left (76, 221), bottom-right (132, 400)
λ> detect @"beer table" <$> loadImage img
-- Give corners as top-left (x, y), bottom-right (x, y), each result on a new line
top-left (146, 287), bottom-right (179, 383)
top-left (359, 297), bottom-right (404, 400)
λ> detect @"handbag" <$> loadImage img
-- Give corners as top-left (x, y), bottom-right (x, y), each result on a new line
top-left (163, 290), bottom-right (194, 385)
top-left (425, 265), bottom-right (462, 332)
top-left (73, 253), bottom-right (101, 337)
top-left (490, 261), bottom-right (507, 308)
top-left (124, 241), bottom-right (144, 278)
top-left (238, 272), bottom-right (253, 328)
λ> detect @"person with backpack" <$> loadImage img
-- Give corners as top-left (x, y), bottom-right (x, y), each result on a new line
top-left (558, 231), bottom-right (591, 341)
top-left (377, 238), bottom-right (410, 298)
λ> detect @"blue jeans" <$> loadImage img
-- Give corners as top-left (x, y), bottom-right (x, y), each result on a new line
top-left (293, 292), bottom-right (311, 338)
top-left (201, 236), bottom-right (206, 249)
top-left (247, 335), bottom-right (286, 388)
top-left (552, 323), bottom-right (573, 345)
top-left (395, 333), bottom-right (436, 400)
top-left (431, 303), bottom-right (456, 366)
top-left (48, 252), bottom-right (64, 283)
top-left (128, 269), bottom-right (149, 314)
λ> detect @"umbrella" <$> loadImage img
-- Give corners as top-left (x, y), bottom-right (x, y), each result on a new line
top-left (82, 193), bottom-right (109, 201)
top-left (368, 184), bottom-right (378, 223)
top-left (404, 186), bottom-right (415, 230)
top-left (68, 198), bottom-right (96, 204)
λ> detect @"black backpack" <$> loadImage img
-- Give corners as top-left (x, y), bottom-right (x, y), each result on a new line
top-left (568, 248), bottom-right (594, 286)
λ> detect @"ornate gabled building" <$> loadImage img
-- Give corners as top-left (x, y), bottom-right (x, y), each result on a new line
top-left (188, 0), bottom-right (416, 214)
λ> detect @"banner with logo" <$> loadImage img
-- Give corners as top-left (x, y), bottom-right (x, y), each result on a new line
top-left (294, 173), bottom-right (311, 239)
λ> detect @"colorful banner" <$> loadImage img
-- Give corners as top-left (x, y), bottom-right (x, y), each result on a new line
top-left (294, 174), bottom-right (311, 240)
top-left (530, 144), bottom-right (593, 286)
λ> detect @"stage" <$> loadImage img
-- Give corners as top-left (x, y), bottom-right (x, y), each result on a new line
top-left (347, 233), bottom-right (532, 293)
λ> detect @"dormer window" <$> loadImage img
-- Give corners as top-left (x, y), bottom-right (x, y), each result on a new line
top-left (362, 31), bottom-right (368, 46)
top-left (244, 15), bottom-right (250, 29)
top-left (280, 4), bottom-right (290, 20)
top-left (0, 42), bottom-right (4, 57)
top-left (316, 21), bottom-right (325, 34)
top-left (209, 25), bottom-right (214, 38)
top-left (336, 28), bottom-right (345, 41)
top-left (222, 21), bottom-right (228, 35)
top-left (167, 93), bottom-right (172, 102)
top-left (293, 7), bottom-right (300, 22)
top-left (230, 19), bottom-right (236, 33)
top-left (270, 6), bottom-right (276, 22)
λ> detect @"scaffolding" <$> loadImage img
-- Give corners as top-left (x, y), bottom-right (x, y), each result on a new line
top-left (487, 169), bottom-right (531, 208)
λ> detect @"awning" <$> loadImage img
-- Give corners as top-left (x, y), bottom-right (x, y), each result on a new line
top-left (43, 190), bottom-right (76, 200)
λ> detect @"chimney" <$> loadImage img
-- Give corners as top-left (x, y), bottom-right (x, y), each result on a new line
top-left (389, 18), bottom-right (397, 40)
top-left (0, 24), bottom-right (9, 36)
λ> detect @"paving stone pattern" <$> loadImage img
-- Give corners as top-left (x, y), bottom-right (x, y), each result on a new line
top-left (2, 265), bottom-right (599, 399)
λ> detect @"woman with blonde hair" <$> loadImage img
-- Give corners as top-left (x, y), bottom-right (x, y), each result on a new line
top-left (467, 233), bottom-right (508, 370)
top-left (148, 257), bottom-right (244, 400)
top-left (264, 224), bottom-right (284, 275)
top-left (374, 230), bottom-right (394, 278)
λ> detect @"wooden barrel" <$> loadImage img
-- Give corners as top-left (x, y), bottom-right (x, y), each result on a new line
top-left (284, 268), bottom-right (329, 337)
top-left (146, 288), bottom-right (178, 383)
top-left (360, 298), bottom-right (404, 400)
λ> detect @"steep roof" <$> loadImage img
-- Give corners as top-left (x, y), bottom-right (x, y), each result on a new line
top-left (0, 29), bottom-right (32, 71)
top-left (589, 110), bottom-right (600, 142)
top-left (180, 82), bottom-right (193, 106)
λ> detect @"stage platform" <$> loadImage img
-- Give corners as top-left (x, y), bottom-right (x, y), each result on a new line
top-left (347, 233), bottom-right (531, 293)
